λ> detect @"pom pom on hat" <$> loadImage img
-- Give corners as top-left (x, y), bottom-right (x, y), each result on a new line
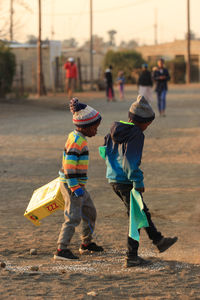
top-left (70, 97), bottom-right (101, 128)
top-left (70, 97), bottom-right (87, 113)
top-left (129, 95), bottom-right (155, 123)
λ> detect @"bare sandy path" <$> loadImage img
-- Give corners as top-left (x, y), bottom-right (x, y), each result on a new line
top-left (0, 85), bottom-right (200, 299)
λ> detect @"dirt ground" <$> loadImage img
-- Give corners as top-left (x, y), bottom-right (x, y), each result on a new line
top-left (0, 85), bottom-right (200, 300)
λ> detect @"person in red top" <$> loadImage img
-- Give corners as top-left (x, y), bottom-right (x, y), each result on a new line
top-left (64, 57), bottom-right (78, 99)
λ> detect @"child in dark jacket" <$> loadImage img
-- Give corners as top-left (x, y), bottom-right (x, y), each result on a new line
top-left (103, 95), bottom-right (177, 267)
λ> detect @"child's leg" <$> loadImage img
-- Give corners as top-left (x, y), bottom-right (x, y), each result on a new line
top-left (160, 90), bottom-right (167, 112)
top-left (143, 197), bottom-right (178, 252)
top-left (111, 183), bottom-right (131, 215)
top-left (111, 86), bottom-right (115, 100)
top-left (120, 84), bottom-right (124, 99)
top-left (81, 189), bottom-right (97, 245)
top-left (106, 85), bottom-right (110, 100)
top-left (156, 92), bottom-right (162, 113)
top-left (111, 183), bottom-right (139, 257)
top-left (142, 198), bottom-right (163, 244)
top-left (57, 183), bottom-right (82, 249)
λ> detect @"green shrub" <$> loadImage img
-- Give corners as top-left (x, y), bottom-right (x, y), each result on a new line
top-left (103, 50), bottom-right (145, 83)
top-left (0, 43), bottom-right (16, 97)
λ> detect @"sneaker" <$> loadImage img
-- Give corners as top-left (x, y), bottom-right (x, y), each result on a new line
top-left (125, 256), bottom-right (150, 268)
top-left (79, 242), bottom-right (104, 254)
top-left (54, 249), bottom-right (79, 261)
top-left (156, 237), bottom-right (178, 253)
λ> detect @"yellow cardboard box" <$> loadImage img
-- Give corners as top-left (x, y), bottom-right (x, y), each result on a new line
top-left (24, 178), bottom-right (64, 226)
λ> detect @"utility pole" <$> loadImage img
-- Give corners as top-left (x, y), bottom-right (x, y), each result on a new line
top-left (186, 0), bottom-right (191, 83)
top-left (51, 0), bottom-right (55, 40)
top-left (90, 0), bottom-right (93, 90)
top-left (154, 8), bottom-right (158, 45)
top-left (37, 0), bottom-right (42, 96)
top-left (37, 0), bottom-right (45, 96)
top-left (10, 0), bottom-right (13, 41)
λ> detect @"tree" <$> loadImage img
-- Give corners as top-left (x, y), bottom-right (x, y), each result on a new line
top-left (119, 39), bottom-right (138, 50)
top-left (126, 39), bottom-right (138, 49)
top-left (26, 35), bottom-right (37, 44)
top-left (62, 38), bottom-right (78, 48)
top-left (184, 30), bottom-right (196, 40)
top-left (0, 42), bottom-right (16, 97)
top-left (26, 35), bottom-right (49, 46)
top-left (80, 35), bottom-right (106, 53)
top-left (103, 50), bottom-right (145, 83)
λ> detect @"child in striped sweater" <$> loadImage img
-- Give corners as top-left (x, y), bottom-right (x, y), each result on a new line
top-left (54, 98), bottom-right (103, 260)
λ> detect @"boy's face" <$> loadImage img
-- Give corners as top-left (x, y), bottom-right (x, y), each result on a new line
top-left (77, 122), bottom-right (100, 137)
top-left (134, 121), bottom-right (152, 131)
top-left (157, 59), bottom-right (164, 68)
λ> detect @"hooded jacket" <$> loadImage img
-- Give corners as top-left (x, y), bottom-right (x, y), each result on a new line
top-left (104, 121), bottom-right (144, 188)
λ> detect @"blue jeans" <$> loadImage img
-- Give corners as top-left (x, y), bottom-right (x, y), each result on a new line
top-left (157, 90), bottom-right (167, 112)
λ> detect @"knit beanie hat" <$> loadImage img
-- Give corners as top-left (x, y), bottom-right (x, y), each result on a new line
top-left (129, 95), bottom-right (155, 123)
top-left (70, 98), bottom-right (101, 128)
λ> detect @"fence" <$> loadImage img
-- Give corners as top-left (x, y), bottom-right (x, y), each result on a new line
top-left (12, 56), bottom-right (103, 95)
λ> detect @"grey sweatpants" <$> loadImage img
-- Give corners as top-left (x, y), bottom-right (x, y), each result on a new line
top-left (57, 182), bottom-right (97, 249)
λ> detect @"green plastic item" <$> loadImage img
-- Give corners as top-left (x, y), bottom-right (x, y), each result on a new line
top-left (129, 189), bottom-right (149, 241)
top-left (99, 146), bottom-right (107, 160)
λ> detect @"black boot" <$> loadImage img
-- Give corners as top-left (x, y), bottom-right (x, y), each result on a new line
top-left (79, 242), bottom-right (104, 254)
top-left (125, 256), bottom-right (150, 268)
top-left (156, 237), bottom-right (178, 253)
top-left (54, 249), bottom-right (79, 260)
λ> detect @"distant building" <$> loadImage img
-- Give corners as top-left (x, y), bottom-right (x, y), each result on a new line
top-left (9, 41), bottom-right (61, 92)
top-left (136, 40), bottom-right (200, 82)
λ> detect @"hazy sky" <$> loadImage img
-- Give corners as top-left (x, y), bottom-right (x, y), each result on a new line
top-left (1, 0), bottom-right (200, 45)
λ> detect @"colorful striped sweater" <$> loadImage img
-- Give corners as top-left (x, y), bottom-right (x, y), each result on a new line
top-left (59, 130), bottom-right (89, 192)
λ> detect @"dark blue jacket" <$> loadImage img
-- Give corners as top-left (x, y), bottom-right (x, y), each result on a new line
top-left (104, 121), bottom-right (144, 188)
top-left (153, 68), bottom-right (170, 92)
top-left (138, 70), bottom-right (153, 86)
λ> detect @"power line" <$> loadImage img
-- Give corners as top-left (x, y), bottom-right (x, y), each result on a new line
top-left (42, 0), bottom-right (154, 16)
top-left (67, 0), bottom-right (88, 38)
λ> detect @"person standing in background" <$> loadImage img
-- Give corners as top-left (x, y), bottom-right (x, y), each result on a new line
top-left (105, 65), bottom-right (115, 102)
top-left (138, 63), bottom-right (153, 103)
top-left (64, 57), bottom-right (78, 100)
top-left (117, 71), bottom-right (125, 100)
top-left (153, 58), bottom-right (170, 117)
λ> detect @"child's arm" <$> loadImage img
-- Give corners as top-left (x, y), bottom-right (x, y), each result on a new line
top-left (63, 140), bottom-right (88, 196)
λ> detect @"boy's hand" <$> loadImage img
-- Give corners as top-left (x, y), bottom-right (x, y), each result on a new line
top-left (159, 75), bottom-right (166, 80)
top-left (135, 187), bottom-right (145, 193)
top-left (74, 187), bottom-right (84, 197)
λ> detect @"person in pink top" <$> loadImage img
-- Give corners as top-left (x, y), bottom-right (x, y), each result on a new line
top-left (64, 57), bottom-right (78, 99)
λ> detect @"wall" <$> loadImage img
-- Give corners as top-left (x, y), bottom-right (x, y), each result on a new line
top-left (136, 40), bottom-right (200, 82)
top-left (10, 42), bottom-right (61, 92)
